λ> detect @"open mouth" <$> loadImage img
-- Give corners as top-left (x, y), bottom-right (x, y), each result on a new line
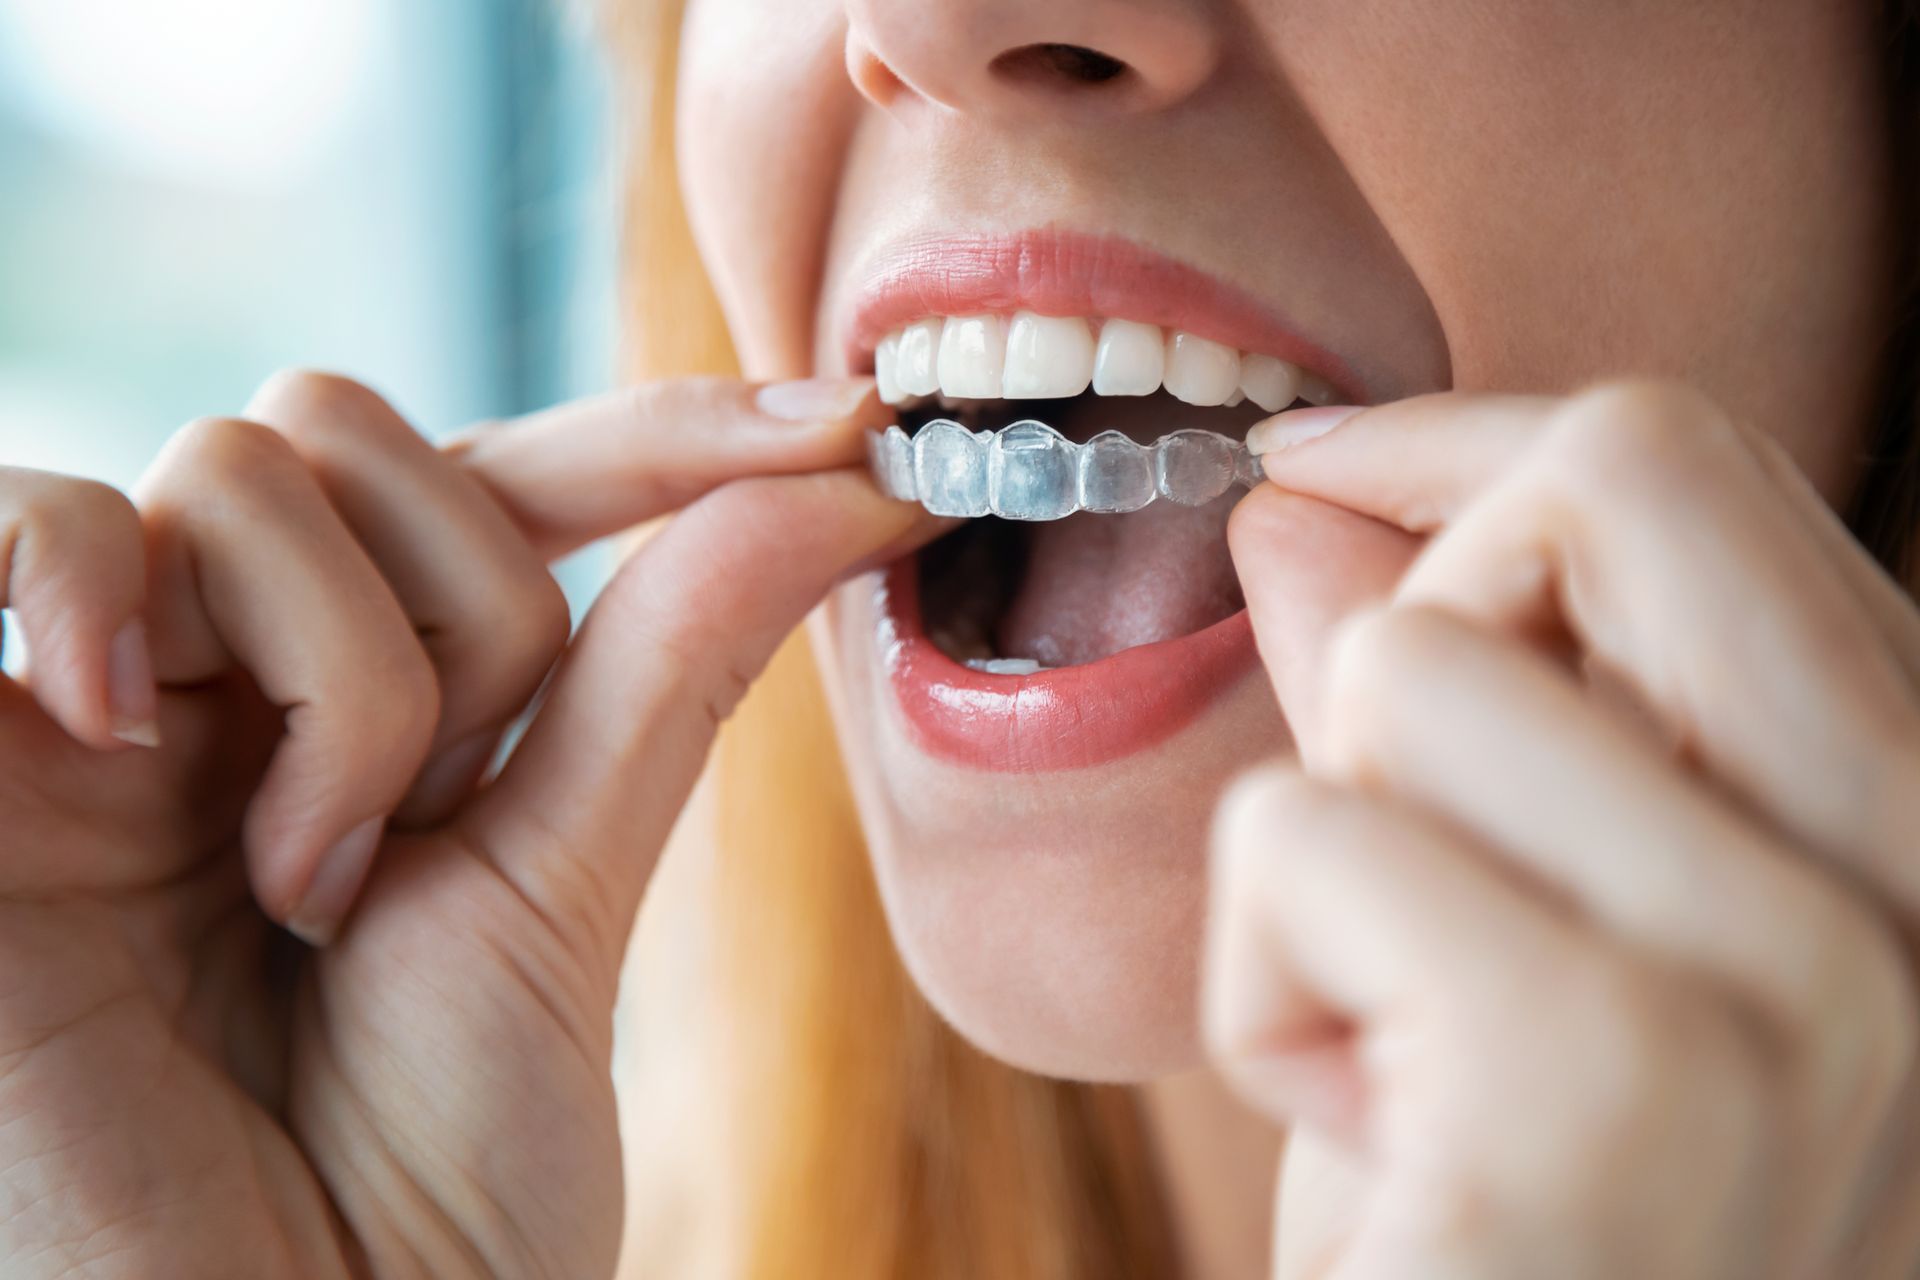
top-left (837, 228), bottom-right (1361, 770)
top-left (873, 313), bottom-right (1327, 671)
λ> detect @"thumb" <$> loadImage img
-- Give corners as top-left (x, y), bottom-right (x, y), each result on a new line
top-left (453, 468), bottom-right (941, 973)
top-left (1227, 486), bottom-right (1417, 767)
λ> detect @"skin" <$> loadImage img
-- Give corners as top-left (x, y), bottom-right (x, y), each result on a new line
top-left (0, 3), bottom-right (1915, 1279)
top-left (0, 374), bottom-right (939, 1277)
top-left (676, 0), bottom-right (1898, 1079)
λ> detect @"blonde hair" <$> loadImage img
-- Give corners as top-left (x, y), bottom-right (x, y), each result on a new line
top-left (604, 2), bottom-right (1176, 1276)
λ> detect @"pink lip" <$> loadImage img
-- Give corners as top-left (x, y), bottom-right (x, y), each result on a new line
top-left (877, 558), bottom-right (1260, 773)
top-left (841, 227), bottom-right (1367, 402)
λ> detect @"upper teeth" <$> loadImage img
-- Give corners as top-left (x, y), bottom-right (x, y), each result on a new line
top-left (873, 312), bottom-right (1333, 410)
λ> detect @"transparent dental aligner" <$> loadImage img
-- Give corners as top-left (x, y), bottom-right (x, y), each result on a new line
top-left (866, 419), bottom-right (1260, 521)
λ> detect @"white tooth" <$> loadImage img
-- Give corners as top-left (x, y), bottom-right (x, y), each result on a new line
top-left (1224, 388), bottom-right (1245, 407)
top-left (875, 332), bottom-right (905, 405)
top-left (937, 314), bottom-right (1009, 399)
top-left (1091, 319), bottom-right (1165, 396)
top-left (1297, 373), bottom-right (1336, 406)
top-left (1002, 312), bottom-right (1094, 399)
top-left (966, 657), bottom-right (1045, 675)
top-left (1163, 332), bottom-right (1241, 406)
top-left (1239, 354), bottom-right (1303, 412)
top-left (895, 317), bottom-right (942, 397)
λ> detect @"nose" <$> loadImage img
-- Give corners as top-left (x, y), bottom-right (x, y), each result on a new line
top-left (846, 0), bottom-right (1220, 118)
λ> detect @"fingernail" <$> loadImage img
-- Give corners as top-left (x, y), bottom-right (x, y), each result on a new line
top-left (288, 815), bottom-right (385, 947)
top-left (106, 618), bottom-right (161, 748)
top-left (1245, 405), bottom-right (1364, 456)
top-left (397, 730), bottom-right (497, 826)
top-left (754, 377), bottom-right (881, 424)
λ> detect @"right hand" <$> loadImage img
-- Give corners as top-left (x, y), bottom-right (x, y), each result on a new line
top-left (0, 370), bottom-right (930, 1278)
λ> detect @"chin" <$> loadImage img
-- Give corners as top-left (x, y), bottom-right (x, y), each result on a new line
top-left (810, 582), bottom-right (1287, 1082)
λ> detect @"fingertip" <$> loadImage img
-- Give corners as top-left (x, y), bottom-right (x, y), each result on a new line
top-left (242, 707), bottom-right (429, 939)
top-left (1, 475), bottom-right (153, 751)
top-left (22, 612), bottom-right (158, 754)
top-left (286, 814), bottom-right (386, 946)
top-left (752, 376), bottom-right (886, 429)
top-left (105, 616), bottom-right (162, 749)
top-left (1244, 404), bottom-right (1364, 458)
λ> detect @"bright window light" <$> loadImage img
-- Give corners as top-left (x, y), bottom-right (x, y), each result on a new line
top-left (0, 0), bottom-right (381, 186)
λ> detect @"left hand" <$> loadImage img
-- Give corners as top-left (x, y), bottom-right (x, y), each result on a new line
top-left (1207, 381), bottom-right (1920, 1278)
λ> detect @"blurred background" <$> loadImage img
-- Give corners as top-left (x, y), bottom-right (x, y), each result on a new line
top-left (0, 0), bottom-right (618, 577)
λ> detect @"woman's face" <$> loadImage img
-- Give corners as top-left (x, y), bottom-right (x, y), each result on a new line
top-left (674, 0), bottom-right (1895, 1078)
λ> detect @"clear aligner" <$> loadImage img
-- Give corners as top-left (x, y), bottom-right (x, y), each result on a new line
top-left (866, 419), bottom-right (1260, 521)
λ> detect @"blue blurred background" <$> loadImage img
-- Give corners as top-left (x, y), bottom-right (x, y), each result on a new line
top-left (0, 0), bottom-right (618, 490)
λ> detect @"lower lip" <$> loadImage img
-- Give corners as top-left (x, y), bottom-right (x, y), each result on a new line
top-left (875, 555), bottom-right (1259, 773)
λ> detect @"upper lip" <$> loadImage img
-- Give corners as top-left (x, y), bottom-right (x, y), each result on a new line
top-left (839, 227), bottom-right (1371, 403)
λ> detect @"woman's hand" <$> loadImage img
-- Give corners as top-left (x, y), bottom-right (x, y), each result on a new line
top-left (0, 370), bottom-right (931, 1279)
top-left (1209, 382), bottom-right (1920, 1278)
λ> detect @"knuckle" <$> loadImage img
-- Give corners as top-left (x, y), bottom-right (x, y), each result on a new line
top-left (57, 475), bottom-right (136, 531)
top-left (1798, 900), bottom-right (1918, 1117)
top-left (250, 368), bottom-right (396, 443)
top-left (1323, 606), bottom-right (1450, 769)
top-left (697, 652), bottom-right (757, 729)
top-left (498, 570), bottom-right (573, 671)
top-left (1212, 767), bottom-right (1317, 877)
top-left (638, 610), bottom-right (754, 729)
top-left (164, 415), bottom-right (302, 487)
top-left (1857, 705), bottom-right (1920, 812)
top-left (1268, 775), bottom-right (1370, 856)
top-left (1796, 885), bottom-right (1906, 1014)
top-left (1564, 951), bottom-right (1774, 1149)
top-left (1392, 1166), bottom-right (1504, 1262)
top-left (9, 473), bottom-right (137, 547)
top-left (451, 570), bottom-right (573, 710)
top-left (350, 643), bottom-right (443, 764)
top-left (1894, 727), bottom-right (1920, 823)
top-left (1540, 378), bottom-right (1736, 492)
top-left (1566, 951), bottom-right (1666, 1074)
top-left (620, 375), bottom-right (728, 419)
top-left (1559, 954), bottom-right (1689, 1119)
top-left (1855, 950), bottom-right (1918, 1120)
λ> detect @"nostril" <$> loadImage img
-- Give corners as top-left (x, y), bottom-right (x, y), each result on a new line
top-left (991, 42), bottom-right (1131, 89)
top-left (1036, 43), bottom-right (1129, 83)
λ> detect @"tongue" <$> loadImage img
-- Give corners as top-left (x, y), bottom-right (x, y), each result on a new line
top-left (996, 493), bottom-right (1244, 667)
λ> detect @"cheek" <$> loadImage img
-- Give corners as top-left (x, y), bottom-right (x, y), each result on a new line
top-left (676, 0), bottom-right (861, 375)
top-left (1261, 0), bottom-right (1890, 493)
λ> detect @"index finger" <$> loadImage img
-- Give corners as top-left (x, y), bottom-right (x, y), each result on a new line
top-left (447, 376), bottom-right (893, 559)
top-left (1245, 392), bottom-right (1557, 534)
top-left (1247, 385), bottom-right (1920, 682)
